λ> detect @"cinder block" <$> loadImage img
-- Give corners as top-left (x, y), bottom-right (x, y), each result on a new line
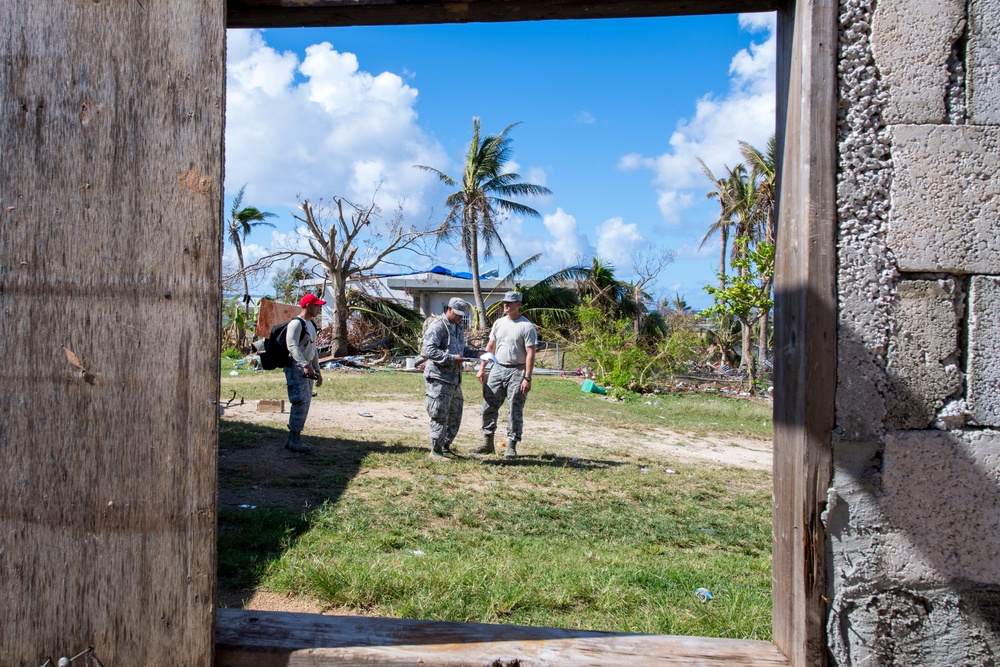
top-left (885, 279), bottom-right (963, 429)
top-left (968, 276), bottom-right (1000, 424)
top-left (257, 399), bottom-right (284, 413)
top-left (871, 0), bottom-right (965, 124)
top-left (888, 125), bottom-right (1000, 273)
top-left (881, 429), bottom-right (1000, 584)
top-left (969, 0), bottom-right (1000, 123)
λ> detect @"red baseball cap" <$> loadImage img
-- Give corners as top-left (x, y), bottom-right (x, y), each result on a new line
top-left (300, 293), bottom-right (326, 307)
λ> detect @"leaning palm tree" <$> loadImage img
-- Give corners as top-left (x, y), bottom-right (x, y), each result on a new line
top-left (416, 118), bottom-right (552, 328)
top-left (227, 184), bottom-right (277, 313)
top-left (483, 255), bottom-right (587, 329)
top-left (578, 257), bottom-right (640, 319)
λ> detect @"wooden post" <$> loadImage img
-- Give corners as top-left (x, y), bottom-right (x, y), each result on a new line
top-left (0, 1), bottom-right (224, 664)
top-left (772, 0), bottom-right (838, 664)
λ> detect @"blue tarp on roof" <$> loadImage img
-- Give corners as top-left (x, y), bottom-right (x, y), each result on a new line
top-left (428, 266), bottom-right (498, 279)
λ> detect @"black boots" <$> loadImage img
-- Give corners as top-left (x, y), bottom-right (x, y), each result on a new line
top-left (285, 430), bottom-right (311, 453)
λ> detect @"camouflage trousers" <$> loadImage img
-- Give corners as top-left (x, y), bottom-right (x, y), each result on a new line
top-left (284, 365), bottom-right (314, 432)
top-left (482, 364), bottom-right (527, 443)
top-left (425, 378), bottom-right (464, 452)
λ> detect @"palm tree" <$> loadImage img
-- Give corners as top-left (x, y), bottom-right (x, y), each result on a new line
top-left (416, 118), bottom-right (551, 328)
top-left (484, 257), bottom-right (588, 329)
top-left (739, 135), bottom-right (777, 365)
top-left (227, 184), bottom-right (277, 312)
top-left (698, 159), bottom-right (735, 289)
top-left (575, 257), bottom-right (640, 321)
top-left (739, 134), bottom-right (777, 244)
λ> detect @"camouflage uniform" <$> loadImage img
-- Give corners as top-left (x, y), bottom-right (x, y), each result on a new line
top-left (422, 315), bottom-right (479, 455)
top-left (482, 363), bottom-right (528, 443)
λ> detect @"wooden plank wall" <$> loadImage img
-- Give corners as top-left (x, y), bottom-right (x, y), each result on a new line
top-left (0, 1), bottom-right (224, 664)
top-left (772, 0), bottom-right (838, 664)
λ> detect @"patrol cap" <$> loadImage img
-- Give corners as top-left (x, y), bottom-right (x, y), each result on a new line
top-left (502, 291), bottom-right (522, 303)
top-left (447, 297), bottom-right (469, 314)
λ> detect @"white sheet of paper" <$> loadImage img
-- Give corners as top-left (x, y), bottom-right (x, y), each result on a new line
top-left (480, 352), bottom-right (499, 364)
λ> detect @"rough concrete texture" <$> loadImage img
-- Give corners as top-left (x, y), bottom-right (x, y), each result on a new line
top-left (826, 431), bottom-right (1000, 664)
top-left (828, 586), bottom-right (1000, 666)
top-left (888, 125), bottom-right (1000, 274)
top-left (968, 276), bottom-right (1000, 425)
top-left (885, 279), bottom-right (963, 429)
top-left (837, 0), bottom-right (896, 443)
top-left (881, 430), bottom-right (1000, 584)
top-left (871, 0), bottom-right (966, 124)
top-left (969, 0), bottom-right (1000, 123)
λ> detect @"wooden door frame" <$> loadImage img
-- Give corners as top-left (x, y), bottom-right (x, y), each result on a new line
top-left (218, 1), bottom-right (837, 665)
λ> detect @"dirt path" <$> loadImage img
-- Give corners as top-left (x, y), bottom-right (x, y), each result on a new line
top-left (221, 398), bottom-right (772, 470)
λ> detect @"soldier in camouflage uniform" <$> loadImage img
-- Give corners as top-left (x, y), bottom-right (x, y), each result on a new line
top-left (422, 298), bottom-right (482, 460)
top-left (473, 291), bottom-right (538, 459)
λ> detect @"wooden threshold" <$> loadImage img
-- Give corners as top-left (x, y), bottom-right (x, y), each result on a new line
top-left (216, 608), bottom-right (790, 666)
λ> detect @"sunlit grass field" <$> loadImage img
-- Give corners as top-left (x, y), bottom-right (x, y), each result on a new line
top-left (218, 363), bottom-right (773, 639)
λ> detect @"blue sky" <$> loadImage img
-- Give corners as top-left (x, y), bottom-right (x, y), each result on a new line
top-left (225, 13), bottom-right (776, 310)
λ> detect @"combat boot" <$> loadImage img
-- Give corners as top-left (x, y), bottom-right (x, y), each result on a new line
top-left (504, 440), bottom-right (517, 459)
top-left (468, 434), bottom-right (495, 455)
top-left (285, 431), bottom-right (311, 453)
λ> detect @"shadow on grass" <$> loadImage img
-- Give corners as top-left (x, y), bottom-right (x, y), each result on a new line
top-left (217, 419), bottom-right (423, 597)
top-left (473, 452), bottom-right (631, 471)
top-left (218, 421), bottom-right (629, 604)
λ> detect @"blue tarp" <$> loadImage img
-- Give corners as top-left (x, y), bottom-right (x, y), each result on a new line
top-left (429, 266), bottom-right (498, 279)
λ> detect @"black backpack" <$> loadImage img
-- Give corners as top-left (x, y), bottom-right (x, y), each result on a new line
top-left (259, 317), bottom-right (308, 370)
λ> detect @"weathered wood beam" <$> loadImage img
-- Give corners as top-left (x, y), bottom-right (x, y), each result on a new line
top-left (771, 0), bottom-right (837, 663)
top-left (0, 0), bottom-right (223, 663)
top-left (227, 0), bottom-right (782, 29)
top-left (216, 609), bottom-right (791, 666)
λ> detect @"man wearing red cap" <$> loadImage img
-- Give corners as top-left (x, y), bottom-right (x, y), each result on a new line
top-left (284, 293), bottom-right (326, 453)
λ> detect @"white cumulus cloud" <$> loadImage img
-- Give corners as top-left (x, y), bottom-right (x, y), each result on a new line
top-left (225, 30), bottom-right (447, 220)
top-left (617, 13), bottom-right (776, 226)
top-left (596, 217), bottom-right (645, 266)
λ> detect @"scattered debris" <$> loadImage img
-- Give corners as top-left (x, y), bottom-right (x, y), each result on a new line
top-left (358, 411), bottom-right (373, 418)
top-left (695, 588), bottom-right (713, 602)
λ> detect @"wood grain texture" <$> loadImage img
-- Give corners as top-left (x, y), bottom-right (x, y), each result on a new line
top-left (772, 0), bottom-right (837, 664)
top-left (216, 609), bottom-right (791, 666)
top-left (227, 0), bottom-right (781, 28)
top-left (0, 0), bottom-right (224, 664)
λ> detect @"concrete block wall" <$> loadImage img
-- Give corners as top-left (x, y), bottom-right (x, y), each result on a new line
top-left (830, 0), bottom-right (1000, 662)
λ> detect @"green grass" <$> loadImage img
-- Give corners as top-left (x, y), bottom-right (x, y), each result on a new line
top-left (528, 375), bottom-right (772, 440)
top-left (218, 359), bottom-right (773, 638)
top-left (270, 457), bottom-right (768, 637)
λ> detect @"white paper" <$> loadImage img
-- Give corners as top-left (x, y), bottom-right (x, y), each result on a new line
top-left (480, 352), bottom-right (499, 363)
